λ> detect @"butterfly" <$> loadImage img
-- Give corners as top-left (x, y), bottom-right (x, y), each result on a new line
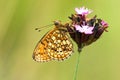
top-left (33, 21), bottom-right (73, 62)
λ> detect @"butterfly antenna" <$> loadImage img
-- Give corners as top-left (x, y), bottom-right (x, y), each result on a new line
top-left (35, 24), bottom-right (54, 32)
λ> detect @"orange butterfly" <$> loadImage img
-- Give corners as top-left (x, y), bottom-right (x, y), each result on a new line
top-left (33, 21), bottom-right (73, 62)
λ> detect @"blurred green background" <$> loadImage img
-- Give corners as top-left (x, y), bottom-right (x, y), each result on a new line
top-left (0, 0), bottom-right (119, 80)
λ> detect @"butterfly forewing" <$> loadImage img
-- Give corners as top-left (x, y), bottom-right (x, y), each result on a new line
top-left (33, 26), bottom-right (73, 62)
top-left (33, 31), bottom-right (52, 62)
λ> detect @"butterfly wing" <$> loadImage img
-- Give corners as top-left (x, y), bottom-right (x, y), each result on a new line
top-left (46, 29), bottom-right (73, 61)
top-left (33, 31), bottom-right (53, 62)
top-left (33, 28), bottom-right (73, 62)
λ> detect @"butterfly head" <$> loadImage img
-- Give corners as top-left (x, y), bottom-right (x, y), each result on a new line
top-left (53, 20), bottom-right (69, 30)
top-left (53, 20), bottom-right (65, 28)
top-left (54, 20), bottom-right (61, 25)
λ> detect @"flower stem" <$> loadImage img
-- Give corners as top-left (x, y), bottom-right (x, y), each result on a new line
top-left (73, 52), bottom-right (81, 80)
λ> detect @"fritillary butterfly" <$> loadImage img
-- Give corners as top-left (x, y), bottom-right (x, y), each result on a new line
top-left (33, 21), bottom-right (73, 62)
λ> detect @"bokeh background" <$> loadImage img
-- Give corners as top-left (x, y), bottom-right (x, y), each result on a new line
top-left (0, 0), bottom-right (119, 80)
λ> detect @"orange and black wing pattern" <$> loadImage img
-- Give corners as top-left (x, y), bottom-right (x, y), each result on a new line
top-left (33, 28), bottom-right (73, 62)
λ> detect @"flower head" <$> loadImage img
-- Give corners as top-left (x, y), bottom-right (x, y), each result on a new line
top-left (75, 25), bottom-right (94, 34)
top-left (67, 6), bottom-right (109, 52)
top-left (75, 7), bottom-right (93, 15)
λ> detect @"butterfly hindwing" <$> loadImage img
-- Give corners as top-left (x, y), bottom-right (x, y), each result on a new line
top-left (46, 29), bottom-right (73, 61)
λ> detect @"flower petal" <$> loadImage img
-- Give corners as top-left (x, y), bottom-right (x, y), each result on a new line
top-left (75, 7), bottom-right (93, 15)
top-left (82, 25), bottom-right (94, 34)
top-left (74, 25), bottom-right (84, 32)
top-left (82, 25), bottom-right (89, 30)
top-left (85, 27), bottom-right (94, 34)
top-left (85, 30), bottom-right (93, 34)
top-left (88, 27), bottom-right (94, 31)
top-left (75, 8), bottom-right (80, 14)
top-left (101, 20), bottom-right (108, 27)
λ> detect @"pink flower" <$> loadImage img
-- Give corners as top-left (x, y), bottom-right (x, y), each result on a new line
top-left (75, 7), bottom-right (93, 15)
top-left (101, 20), bottom-right (108, 27)
top-left (75, 25), bottom-right (94, 34)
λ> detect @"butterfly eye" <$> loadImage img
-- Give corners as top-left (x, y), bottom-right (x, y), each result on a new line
top-left (54, 20), bottom-right (61, 26)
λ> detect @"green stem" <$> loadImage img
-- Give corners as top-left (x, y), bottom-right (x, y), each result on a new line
top-left (73, 52), bottom-right (81, 80)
